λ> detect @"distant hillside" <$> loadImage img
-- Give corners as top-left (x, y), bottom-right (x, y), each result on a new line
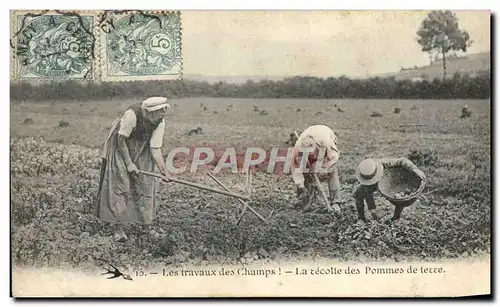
top-left (184, 52), bottom-right (490, 84)
top-left (373, 52), bottom-right (490, 81)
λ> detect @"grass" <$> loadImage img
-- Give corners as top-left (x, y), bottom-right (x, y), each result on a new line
top-left (10, 97), bottom-right (491, 269)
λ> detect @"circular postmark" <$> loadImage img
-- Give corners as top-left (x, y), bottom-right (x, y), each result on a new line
top-left (106, 13), bottom-right (181, 76)
top-left (15, 14), bottom-right (94, 79)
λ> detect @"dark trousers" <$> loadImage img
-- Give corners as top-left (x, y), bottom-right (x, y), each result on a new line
top-left (353, 185), bottom-right (406, 222)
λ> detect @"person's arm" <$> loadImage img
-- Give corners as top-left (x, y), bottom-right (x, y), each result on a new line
top-left (117, 110), bottom-right (138, 173)
top-left (323, 133), bottom-right (341, 202)
top-left (291, 132), bottom-right (316, 182)
top-left (321, 128), bottom-right (340, 169)
top-left (118, 135), bottom-right (137, 172)
top-left (380, 157), bottom-right (415, 170)
top-left (328, 165), bottom-right (341, 202)
top-left (380, 157), bottom-right (426, 180)
top-left (150, 119), bottom-right (171, 179)
top-left (151, 148), bottom-right (170, 178)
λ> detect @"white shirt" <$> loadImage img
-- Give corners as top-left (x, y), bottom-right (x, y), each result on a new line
top-left (294, 125), bottom-right (340, 168)
top-left (291, 125), bottom-right (341, 190)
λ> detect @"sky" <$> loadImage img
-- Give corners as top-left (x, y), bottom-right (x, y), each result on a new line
top-left (181, 10), bottom-right (491, 78)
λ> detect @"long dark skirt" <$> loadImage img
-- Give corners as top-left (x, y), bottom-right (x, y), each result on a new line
top-left (95, 124), bottom-right (157, 225)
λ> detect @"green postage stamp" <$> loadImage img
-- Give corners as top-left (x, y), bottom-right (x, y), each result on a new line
top-left (10, 11), bottom-right (96, 80)
top-left (10, 10), bottom-right (183, 81)
top-left (98, 10), bottom-right (182, 81)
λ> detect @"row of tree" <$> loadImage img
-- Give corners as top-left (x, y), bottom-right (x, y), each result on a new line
top-left (10, 73), bottom-right (490, 102)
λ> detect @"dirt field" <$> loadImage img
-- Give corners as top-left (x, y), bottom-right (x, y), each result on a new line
top-left (10, 98), bottom-right (491, 270)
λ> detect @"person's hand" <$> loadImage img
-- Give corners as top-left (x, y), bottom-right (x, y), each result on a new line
top-left (127, 163), bottom-right (139, 175)
top-left (159, 166), bottom-right (171, 182)
top-left (414, 169), bottom-right (426, 181)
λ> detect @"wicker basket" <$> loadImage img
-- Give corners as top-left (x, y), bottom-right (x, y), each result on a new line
top-left (378, 167), bottom-right (425, 206)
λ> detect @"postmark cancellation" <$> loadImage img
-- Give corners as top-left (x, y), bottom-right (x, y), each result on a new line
top-left (10, 10), bottom-right (183, 82)
top-left (98, 10), bottom-right (182, 81)
top-left (10, 10), bottom-right (96, 81)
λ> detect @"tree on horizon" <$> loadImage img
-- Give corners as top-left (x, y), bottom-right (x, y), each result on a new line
top-left (417, 10), bottom-right (473, 80)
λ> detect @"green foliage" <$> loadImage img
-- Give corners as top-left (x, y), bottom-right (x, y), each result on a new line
top-left (417, 10), bottom-right (473, 79)
top-left (10, 137), bottom-right (101, 177)
top-left (417, 11), bottom-right (472, 54)
top-left (10, 73), bottom-right (490, 101)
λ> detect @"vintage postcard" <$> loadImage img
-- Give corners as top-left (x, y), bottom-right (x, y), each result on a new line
top-left (10, 10), bottom-right (491, 298)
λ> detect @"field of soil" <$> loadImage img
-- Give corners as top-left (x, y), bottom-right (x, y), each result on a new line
top-left (10, 98), bottom-right (491, 271)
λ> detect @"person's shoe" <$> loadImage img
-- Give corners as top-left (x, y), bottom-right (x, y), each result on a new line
top-left (391, 215), bottom-right (401, 222)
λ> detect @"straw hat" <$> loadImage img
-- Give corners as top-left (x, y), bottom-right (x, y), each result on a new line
top-left (355, 158), bottom-right (384, 186)
top-left (142, 97), bottom-right (171, 112)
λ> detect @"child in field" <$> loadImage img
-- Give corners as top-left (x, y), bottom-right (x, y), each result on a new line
top-left (353, 157), bottom-right (426, 222)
